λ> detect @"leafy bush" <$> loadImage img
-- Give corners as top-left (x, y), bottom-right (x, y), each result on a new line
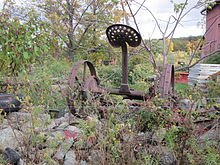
top-left (96, 62), bottom-right (153, 91)
top-left (97, 65), bottom-right (122, 88)
top-left (4, 57), bottom-right (72, 110)
top-left (205, 81), bottom-right (220, 98)
top-left (204, 53), bottom-right (220, 64)
top-left (129, 63), bottom-right (154, 84)
top-left (0, 10), bottom-right (54, 75)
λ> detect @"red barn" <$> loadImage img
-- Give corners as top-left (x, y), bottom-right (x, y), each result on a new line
top-left (201, 1), bottom-right (220, 57)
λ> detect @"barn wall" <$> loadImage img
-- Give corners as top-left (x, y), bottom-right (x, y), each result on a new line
top-left (202, 4), bottom-right (220, 57)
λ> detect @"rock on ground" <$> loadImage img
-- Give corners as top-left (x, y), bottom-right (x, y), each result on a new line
top-left (0, 127), bottom-right (22, 150)
top-left (64, 150), bottom-right (77, 165)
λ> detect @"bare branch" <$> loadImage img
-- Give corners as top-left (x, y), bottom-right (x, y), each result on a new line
top-left (125, 0), bottom-right (157, 69)
top-left (121, 0), bottom-right (129, 25)
top-left (72, 0), bottom-right (94, 33)
top-left (166, 0), bottom-right (189, 39)
top-left (133, 0), bottom-right (147, 16)
top-left (132, 0), bottom-right (164, 34)
top-left (176, 49), bottom-right (220, 71)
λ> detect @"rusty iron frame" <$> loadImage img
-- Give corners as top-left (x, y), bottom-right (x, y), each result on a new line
top-left (66, 24), bottom-right (174, 114)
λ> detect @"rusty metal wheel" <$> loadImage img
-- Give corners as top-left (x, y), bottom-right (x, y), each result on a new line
top-left (66, 60), bottom-right (99, 115)
top-left (159, 64), bottom-right (174, 99)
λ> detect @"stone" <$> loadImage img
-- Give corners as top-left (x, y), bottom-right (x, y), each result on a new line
top-left (0, 94), bottom-right (23, 113)
top-left (0, 127), bottom-right (22, 150)
top-left (7, 112), bottom-right (50, 123)
top-left (65, 126), bottom-right (82, 133)
top-left (53, 138), bottom-right (75, 161)
top-left (123, 99), bottom-right (133, 105)
top-left (58, 122), bottom-right (69, 129)
top-left (64, 150), bottom-right (77, 165)
top-left (147, 146), bottom-right (176, 165)
top-left (46, 131), bottom-right (64, 149)
top-left (46, 120), bottom-right (57, 130)
top-left (136, 132), bottom-right (154, 143)
top-left (4, 147), bottom-right (21, 165)
top-left (179, 99), bottom-right (197, 111)
top-left (0, 119), bottom-right (10, 129)
top-left (88, 150), bottom-right (104, 164)
top-left (159, 147), bottom-right (176, 165)
top-left (79, 160), bottom-right (87, 165)
top-left (152, 128), bottom-right (167, 143)
top-left (54, 117), bottom-right (66, 126)
top-left (63, 112), bottom-right (79, 124)
top-left (63, 126), bottom-right (82, 143)
top-left (18, 158), bottom-right (25, 165)
top-left (199, 126), bottom-right (220, 143)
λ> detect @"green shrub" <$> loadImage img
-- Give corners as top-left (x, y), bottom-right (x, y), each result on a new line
top-left (205, 81), bottom-right (220, 98)
top-left (204, 53), bottom-right (220, 64)
top-left (96, 63), bottom-right (153, 91)
top-left (96, 65), bottom-right (122, 88)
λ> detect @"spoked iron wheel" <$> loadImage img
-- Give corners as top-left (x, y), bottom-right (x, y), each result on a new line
top-left (66, 60), bottom-right (100, 115)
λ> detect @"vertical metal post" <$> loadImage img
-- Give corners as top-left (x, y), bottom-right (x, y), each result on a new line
top-left (120, 42), bottom-right (130, 93)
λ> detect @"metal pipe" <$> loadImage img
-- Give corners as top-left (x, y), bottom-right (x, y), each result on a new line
top-left (120, 42), bottom-right (130, 93)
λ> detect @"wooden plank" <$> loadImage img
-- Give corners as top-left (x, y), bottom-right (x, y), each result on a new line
top-left (189, 75), bottom-right (212, 79)
top-left (188, 64), bottom-right (220, 86)
top-left (208, 71), bottom-right (220, 79)
top-left (192, 64), bottom-right (220, 67)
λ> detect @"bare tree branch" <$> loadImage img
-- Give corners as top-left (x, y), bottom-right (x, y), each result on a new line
top-left (188, 13), bottom-right (220, 65)
top-left (133, 0), bottom-right (146, 16)
top-left (125, 0), bottom-right (157, 69)
top-left (132, 0), bottom-right (164, 34)
top-left (121, 0), bottom-right (129, 25)
top-left (176, 49), bottom-right (220, 71)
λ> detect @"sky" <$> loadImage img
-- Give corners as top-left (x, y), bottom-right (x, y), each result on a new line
top-left (127, 0), bottom-right (205, 39)
top-left (0, 0), bottom-right (206, 39)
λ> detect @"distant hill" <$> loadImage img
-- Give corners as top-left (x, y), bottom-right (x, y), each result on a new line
top-left (173, 36), bottom-right (203, 52)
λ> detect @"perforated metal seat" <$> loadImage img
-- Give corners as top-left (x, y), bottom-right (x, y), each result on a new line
top-left (106, 24), bottom-right (141, 48)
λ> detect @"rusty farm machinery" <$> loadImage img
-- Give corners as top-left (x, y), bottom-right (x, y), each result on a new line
top-left (66, 24), bottom-right (174, 115)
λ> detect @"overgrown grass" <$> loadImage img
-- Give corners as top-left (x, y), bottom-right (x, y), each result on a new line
top-left (1, 57), bottom-right (73, 110)
top-left (175, 83), bottom-right (189, 90)
top-left (0, 57), bottom-right (219, 164)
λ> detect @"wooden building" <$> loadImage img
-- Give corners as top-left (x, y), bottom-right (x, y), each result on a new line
top-left (201, 1), bottom-right (220, 57)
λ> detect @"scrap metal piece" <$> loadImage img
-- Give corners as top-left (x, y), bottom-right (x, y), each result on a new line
top-left (67, 60), bottom-right (100, 115)
top-left (0, 94), bottom-right (23, 113)
top-left (159, 64), bottom-right (174, 98)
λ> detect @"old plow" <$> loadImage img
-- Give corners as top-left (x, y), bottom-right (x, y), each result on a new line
top-left (66, 24), bottom-right (174, 115)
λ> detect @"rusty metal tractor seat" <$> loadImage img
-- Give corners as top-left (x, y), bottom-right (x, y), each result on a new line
top-left (106, 24), bottom-right (141, 93)
top-left (66, 24), bottom-right (174, 115)
top-left (106, 24), bottom-right (141, 47)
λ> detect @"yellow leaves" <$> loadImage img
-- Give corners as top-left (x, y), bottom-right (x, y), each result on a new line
top-left (113, 9), bottom-right (130, 23)
top-left (39, 132), bottom-right (45, 137)
top-left (166, 39), bottom-right (174, 53)
top-left (186, 41), bottom-right (193, 55)
top-left (43, 152), bottom-right (49, 158)
top-left (47, 13), bottom-right (61, 21)
top-left (189, 95), bottom-right (192, 100)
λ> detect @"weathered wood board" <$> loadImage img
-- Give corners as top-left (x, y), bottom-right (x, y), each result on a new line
top-left (188, 64), bottom-right (220, 87)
